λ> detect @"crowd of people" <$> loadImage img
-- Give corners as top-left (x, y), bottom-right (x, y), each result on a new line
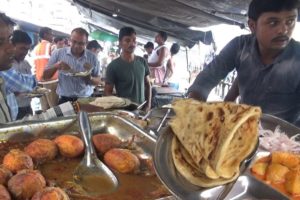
top-left (0, 0), bottom-right (300, 128)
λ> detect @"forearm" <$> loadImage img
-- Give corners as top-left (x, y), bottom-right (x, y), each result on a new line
top-left (188, 91), bottom-right (206, 101)
top-left (104, 84), bottom-right (114, 96)
top-left (224, 78), bottom-right (239, 102)
top-left (1, 72), bottom-right (36, 92)
top-left (43, 66), bottom-right (58, 80)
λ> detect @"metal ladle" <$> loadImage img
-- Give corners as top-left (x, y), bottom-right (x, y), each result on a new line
top-left (73, 112), bottom-right (118, 195)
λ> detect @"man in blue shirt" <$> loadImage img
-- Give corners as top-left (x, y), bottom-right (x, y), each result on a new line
top-left (188, 0), bottom-right (300, 127)
top-left (43, 28), bottom-right (101, 104)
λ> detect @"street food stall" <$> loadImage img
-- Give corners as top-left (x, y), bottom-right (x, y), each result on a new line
top-left (0, 97), bottom-right (299, 199)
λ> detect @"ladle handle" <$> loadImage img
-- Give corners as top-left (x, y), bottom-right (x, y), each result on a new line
top-left (79, 111), bottom-right (96, 155)
top-left (156, 108), bottom-right (171, 133)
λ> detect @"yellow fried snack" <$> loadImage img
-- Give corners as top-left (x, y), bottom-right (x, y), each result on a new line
top-left (266, 163), bottom-right (289, 183)
top-left (271, 151), bottom-right (300, 169)
top-left (251, 162), bottom-right (268, 176)
top-left (285, 169), bottom-right (300, 195)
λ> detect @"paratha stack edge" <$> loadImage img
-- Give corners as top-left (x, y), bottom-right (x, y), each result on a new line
top-left (169, 99), bottom-right (261, 187)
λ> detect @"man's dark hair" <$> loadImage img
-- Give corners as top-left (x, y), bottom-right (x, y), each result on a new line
top-left (54, 36), bottom-right (64, 43)
top-left (170, 43), bottom-right (180, 55)
top-left (119, 27), bottom-right (136, 41)
top-left (144, 41), bottom-right (154, 49)
top-left (248, 0), bottom-right (299, 21)
top-left (71, 27), bottom-right (89, 38)
top-left (0, 13), bottom-right (15, 26)
top-left (158, 31), bottom-right (168, 41)
top-left (39, 27), bottom-right (52, 39)
top-left (11, 30), bottom-right (32, 45)
top-left (86, 40), bottom-right (102, 50)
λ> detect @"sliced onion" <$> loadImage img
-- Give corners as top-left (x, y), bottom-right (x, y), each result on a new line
top-left (259, 125), bottom-right (300, 153)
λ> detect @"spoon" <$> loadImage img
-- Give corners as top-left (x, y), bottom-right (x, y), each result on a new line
top-left (73, 111), bottom-right (118, 195)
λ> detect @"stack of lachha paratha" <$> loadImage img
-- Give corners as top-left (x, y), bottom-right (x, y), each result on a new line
top-left (170, 99), bottom-right (261, 187)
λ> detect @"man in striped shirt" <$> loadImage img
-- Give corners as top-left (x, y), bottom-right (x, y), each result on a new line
top-left (43, 28), bottom-right (101, 104)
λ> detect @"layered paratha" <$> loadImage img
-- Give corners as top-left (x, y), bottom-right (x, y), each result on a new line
top-left (171, 137), bottom-right (239, 187)
top-left (169, 99), bottom-right (261, 187)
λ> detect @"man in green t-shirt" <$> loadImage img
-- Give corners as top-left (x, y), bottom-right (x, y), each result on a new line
top-left (104, 27), bottom-right (152, 110)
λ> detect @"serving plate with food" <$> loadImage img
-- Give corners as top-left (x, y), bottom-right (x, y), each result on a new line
top-left (78, 96), bottom-right (138, 111)
top-left (154, 99), bottom-right (296, 200)
top-left (63, 63), bottom-right (93, 77)
top-left (21, 86), bottom-right (51, 98)
top-left (0, 113), bottom-right (172, 200)
top-left (65, 69), bottom-right (93, 77)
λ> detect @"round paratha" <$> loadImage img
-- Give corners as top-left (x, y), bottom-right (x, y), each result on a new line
top-left (169, 99), bottom-right (261, 186)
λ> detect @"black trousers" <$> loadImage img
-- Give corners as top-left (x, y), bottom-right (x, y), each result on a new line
top-left (58, 96), bottom-right (78, 104)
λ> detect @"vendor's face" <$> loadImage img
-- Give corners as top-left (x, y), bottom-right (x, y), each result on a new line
top-left (249, 9), bottom-right (298, 53)
top-left (119, 33), bottom-right (136, 54)
top-left (0, 22), bottom-right (15, 71)
top-left (70, 32), bottom-right (87, 56)
top-left (14, 43), bottom-right (30, 61)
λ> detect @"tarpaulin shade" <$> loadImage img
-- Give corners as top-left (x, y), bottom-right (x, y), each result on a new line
top-left (90, 30), bottom-right (118, 42)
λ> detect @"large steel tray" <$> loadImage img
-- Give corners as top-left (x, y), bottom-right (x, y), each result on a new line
top-left (154, 114), bottom-right (299, 200)
top-left (0, 112), bottom-right (174, 199)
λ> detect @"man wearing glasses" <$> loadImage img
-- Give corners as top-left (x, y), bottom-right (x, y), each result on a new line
top-left (43, 28), bottom-right (101, 104)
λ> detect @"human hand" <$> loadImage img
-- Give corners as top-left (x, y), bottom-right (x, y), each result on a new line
top-left (55, 61), bottom-right (71, 71)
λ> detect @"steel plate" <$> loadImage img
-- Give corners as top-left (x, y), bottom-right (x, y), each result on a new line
top-left (154, 114), bottom-right (297, 200)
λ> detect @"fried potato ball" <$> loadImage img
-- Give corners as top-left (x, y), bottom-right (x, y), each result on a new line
top-left (24, 139), bottom-right (58, 163)
top-left (31, 187), bottom-right (70, 200)
top-left (92, 134), bottom-right (122, 154)
top-left (54, 135), bottom-right (84, 158)
top-left (0, 184), bottom-right (11, 200)
top-left (104, 148), bottom-right (140, 174)
top-left (8, 169), bottom-right (46, 200)
top-left (2, 149), bottom-right (33, 173)
top-left (0, 165), bottom-right (12, 185)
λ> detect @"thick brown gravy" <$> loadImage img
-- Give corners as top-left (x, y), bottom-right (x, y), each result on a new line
top-left (0, 140), bottom-right (170, 200)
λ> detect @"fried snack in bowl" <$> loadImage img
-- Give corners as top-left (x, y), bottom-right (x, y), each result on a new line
top-left (3, 149), bottom-right (33, 173)
top-left (0, 165), bottom-right (12, 185)
top-left (54, 135), bottom-right (84, 158)
top-left (251, 162), bottom-right (268, 177)
top-left (104, 148), bottom-right (140, 174)
top-left (271, 151), bottom-right (299, 169)
top-left (251, 151), bottom-right (300, 198)
top-left (0, 184), bottom-right (11, 200)
top-left (31, 187), bottom-right (70, 200)
top-left (266, 163), bottom-right (289, 183)
top-left (285, 169), bottom-right (300, 196)
top-left (169, 99), bottom-right (261, 187)
top-left (8, 169), bottom-right (46, 200)
top-left (92, 133), bottom-right (122, 155)
top-left (24, 139), bottom-right (58, 163)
